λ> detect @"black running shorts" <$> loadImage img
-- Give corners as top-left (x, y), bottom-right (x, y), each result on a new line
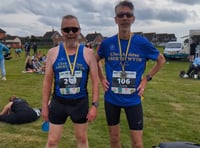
top-left (105, 101), bottom-right (143, 130)
top-left (49, 95), bottom-right (89, 124)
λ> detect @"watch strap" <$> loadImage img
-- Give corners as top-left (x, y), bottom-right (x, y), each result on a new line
top-left (92, 102), bottom-right (99, 108)
top-left (146, 74), bottom-right (152, 81)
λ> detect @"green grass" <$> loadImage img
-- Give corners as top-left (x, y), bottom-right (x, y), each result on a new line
top-left (0, 48), bottom-right (200, 148)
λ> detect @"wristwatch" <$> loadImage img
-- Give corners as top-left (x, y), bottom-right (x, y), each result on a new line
top-left (92, 102), bottom-right (99, 108)
top-left (146, 74), bottom-right (152, 81)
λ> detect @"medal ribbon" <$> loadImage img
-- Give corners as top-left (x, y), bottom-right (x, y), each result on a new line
top-left (64, 44), bottom-right (79, 76)
top-left (117, 33), bottom-right (132, 72)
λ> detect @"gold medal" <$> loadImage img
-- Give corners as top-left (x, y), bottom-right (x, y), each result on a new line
top-left (121, 70), bottom-right (127, 78)
top-left (121, 65), bottom-right (127, 78)
top-left (118, 33), bottom-right (132, 76)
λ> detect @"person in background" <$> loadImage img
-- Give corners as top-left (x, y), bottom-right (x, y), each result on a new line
top-left (42, 14), bottom-right (99, 148)
top-left (96, 1), bottom-right (165, 148)
top-left (15, 48), bottom-right (22, 58)
top-left (0, 95), bottom-right (41, 124)
top-left (32, 42), bottom-right (38, 56)
top-left (24, 41), bottom-right (31, 57)
top-left (0, 42), bottom-right (10, 80)
top-left (183, 56), bottom-right (200, 79)
top-left (24, 56), bottom-right (36, 73)
top-left (32, 56), bottom-right (45, 74)
top-left (189, 39), bottom-right (197, 62)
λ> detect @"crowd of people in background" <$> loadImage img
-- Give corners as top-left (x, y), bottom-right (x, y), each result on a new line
top-left (0, 41), bottom-right (45, 125)
top-left (24, 53), bottom-right (46, 74)
top-left (0, 41), bottom-right (46, 75)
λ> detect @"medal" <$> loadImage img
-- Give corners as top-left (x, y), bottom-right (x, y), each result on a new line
top-left (118, 33), bottom-right (132, 77)
top-left (121, 70), bottom-right (127, 78)
top-left (121, 65), bottom-right (127, 78)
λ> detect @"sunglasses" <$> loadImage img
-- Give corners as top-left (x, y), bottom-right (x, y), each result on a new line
top-left (116, 12), bottom-right (133, 18)
top-left (62, 27), bottom-right (80, 33)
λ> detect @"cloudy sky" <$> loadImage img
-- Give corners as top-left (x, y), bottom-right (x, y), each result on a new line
top-left (0, 0), bottom-right (200, 42)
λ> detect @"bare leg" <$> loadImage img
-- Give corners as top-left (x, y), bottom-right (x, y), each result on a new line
top-left (46, 123), bottom-right (64, 148)
top-left (74, 123), bottom-right (89, 148)
top-left (108, 124), bottom-right (121, 148)
top-left (130, 130), bottom-right (143, 148)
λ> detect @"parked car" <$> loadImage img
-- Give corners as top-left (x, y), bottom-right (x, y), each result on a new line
top-left (163, 42), bottom-right (188, 60)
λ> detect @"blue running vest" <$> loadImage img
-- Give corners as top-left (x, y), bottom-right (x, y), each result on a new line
top-left (53, 43), bottom-right (89, 99)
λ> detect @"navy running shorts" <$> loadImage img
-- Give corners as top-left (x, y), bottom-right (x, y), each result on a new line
top-left (104, 101), bottom-right (143, 130)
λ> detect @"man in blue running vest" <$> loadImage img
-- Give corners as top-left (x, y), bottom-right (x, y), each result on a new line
top-left (42, 15), bottom-right (99, 148)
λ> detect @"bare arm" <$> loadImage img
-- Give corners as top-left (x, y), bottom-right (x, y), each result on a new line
top-left (137, 53), bottom-right (166, 96)
top-left (146, 53), bottom-right (166, 77)
top-left (0, 102), bottom-right (13, 115)
top-left (96, 55), bottom-right (110, 91)
top-left (42, 47), bottom-right (58, 121)
top-left (84, 47), bottom-right (99, 122)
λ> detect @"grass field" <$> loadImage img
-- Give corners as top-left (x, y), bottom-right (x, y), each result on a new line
top-left (0, 48), bottom-right (200, 148)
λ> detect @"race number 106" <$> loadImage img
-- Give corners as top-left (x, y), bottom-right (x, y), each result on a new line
top-left (117, 78), bottom-right (131, 85)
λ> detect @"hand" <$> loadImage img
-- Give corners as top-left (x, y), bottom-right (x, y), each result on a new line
top-left (137, 77), bottom-right (147, 96)
top-left (42, 106), bottom-right (49, 121)
top-left (86, 106), bottom-right (97, 122)
top-left (101, 79), bottom-right (110, 91)
top-left (137, 85), bottom-right (145, 97)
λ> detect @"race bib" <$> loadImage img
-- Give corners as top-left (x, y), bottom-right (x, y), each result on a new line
top-left (59, 70), bottom-right (82, 94)
top-left (111, 71), bottom-right (136, 94)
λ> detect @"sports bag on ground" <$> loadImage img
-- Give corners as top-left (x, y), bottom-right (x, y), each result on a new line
top-left (152, 141), bottom-right (200, 148)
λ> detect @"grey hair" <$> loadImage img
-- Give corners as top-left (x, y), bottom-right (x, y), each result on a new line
top-left (115, 0), bottom-right (134, 14)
